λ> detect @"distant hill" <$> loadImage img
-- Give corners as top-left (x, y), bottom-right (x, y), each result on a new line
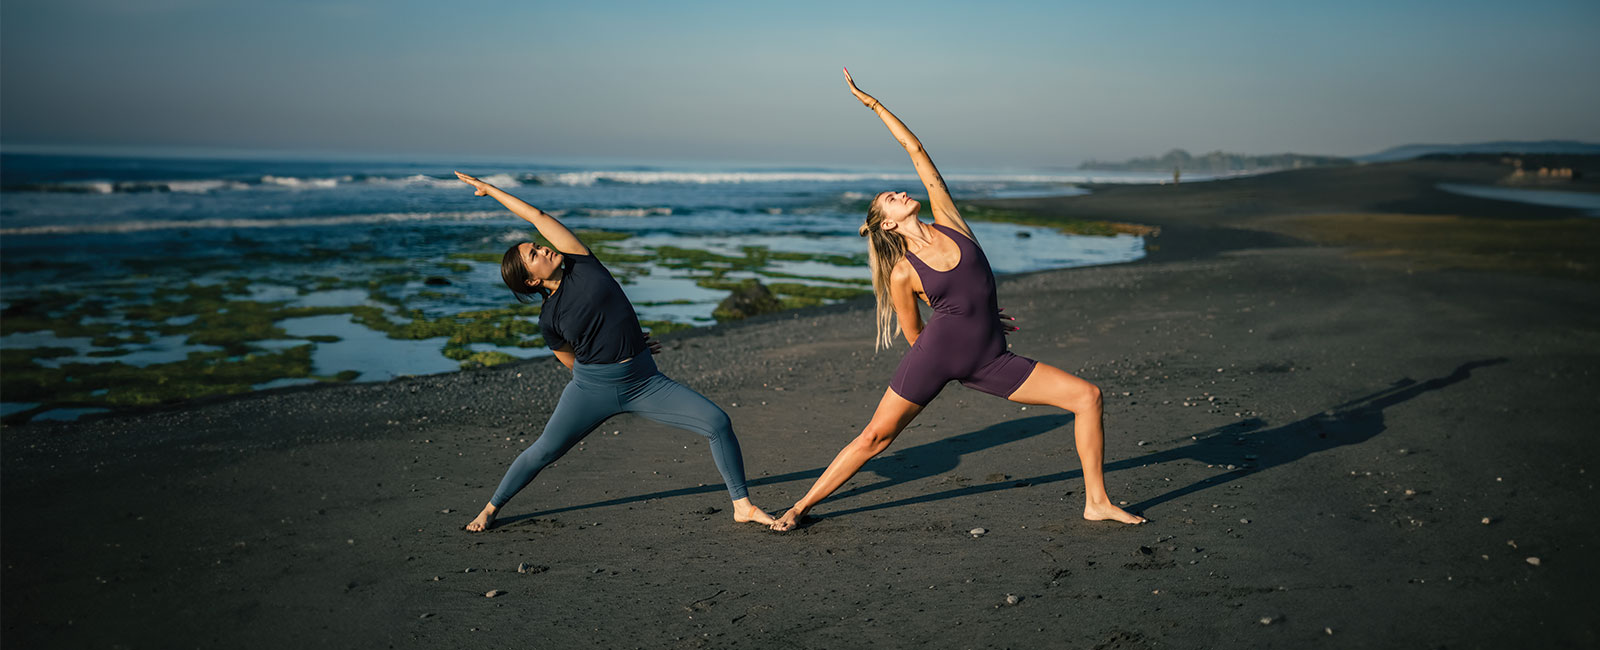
top-left (1080, 149), bottom-right (1352, 174)
top-left (1357, 140), bottom-right (1600, 163)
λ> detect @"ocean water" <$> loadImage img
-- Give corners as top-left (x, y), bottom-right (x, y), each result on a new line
top-left (1, 152), bottom-right (1160, 419)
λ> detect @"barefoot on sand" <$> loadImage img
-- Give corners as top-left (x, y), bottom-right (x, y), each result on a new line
top-left (464, 503), bottom-right (498, 532)
top-left (733, 498), bottom-right (776, 526)
top-left (1084, 501), bottom-right (1146, 525)
top-left (769, 507), bottom-right (807, 532)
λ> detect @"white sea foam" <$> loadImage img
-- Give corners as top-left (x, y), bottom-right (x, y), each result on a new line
top-left (0, 211), bottom-right (508, 236)
top-left (164, 180), bottom-right (251, 193)
top-left (581, 207), bottom-right (674, 218)
top-left (363, 173), bottom-right (521, 190)
top-left (261, 175), bottom-right (345, 189)
top-left (532, 169), bottom-right (1165, 187)
top-left (6, 169), bottom-right (1157, 196)
top-left (537, 171), bottom-right (913, 186)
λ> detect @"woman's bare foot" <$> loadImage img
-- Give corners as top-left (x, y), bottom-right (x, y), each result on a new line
top-left (1084, 500), bottom-right (1146, 525)
top-left (732, 498), bottom-right (775, 526)
top-left (464, 503), bottom-right (499, 532)
top-left (769, 506), bottom-right (808, 532)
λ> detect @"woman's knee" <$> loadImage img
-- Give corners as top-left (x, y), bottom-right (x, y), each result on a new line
top-left (515, 442), bottom-right (564, 470)
top-left (852, 423), bottom-right (899, 456)
top-left (1060, 381), bottom-right (1102, 413)
top-left (698, 409), bottom-right (735, 441)
top-left (669, 409), bottom-right (734, 445)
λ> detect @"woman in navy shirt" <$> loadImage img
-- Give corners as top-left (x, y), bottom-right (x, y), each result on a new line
top-left (454, 172), bottom-right (773, 532)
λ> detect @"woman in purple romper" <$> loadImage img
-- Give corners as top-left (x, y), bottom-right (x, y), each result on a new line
top-left (770, 70), bottom-right (1145, 531)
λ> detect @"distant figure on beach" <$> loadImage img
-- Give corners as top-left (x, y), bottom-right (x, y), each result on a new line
top-left (769, 70), bottom-right (1145, 531)
top-left (453, 172), bottom-right (773, 532)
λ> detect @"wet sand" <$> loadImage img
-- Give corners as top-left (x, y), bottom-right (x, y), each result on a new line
top-left (4, 160), bottom-right (1598, 649)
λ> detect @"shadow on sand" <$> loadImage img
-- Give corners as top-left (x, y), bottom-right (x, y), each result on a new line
top-left (820, 357), bottom-right (1506, 522)
top-left (491, 358), bottom-right (1504, 529)
top-left (493, 414), bottom-right (1072, 528)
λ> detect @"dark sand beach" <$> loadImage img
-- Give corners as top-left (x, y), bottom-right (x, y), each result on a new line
top-left (4, 160), bottom-right (1597, 649)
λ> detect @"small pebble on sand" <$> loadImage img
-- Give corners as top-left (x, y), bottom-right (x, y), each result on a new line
top-left (1481, 517), bottom-right (1491, 525)
top-left (485, 590), bottom-right (506, 598)
top-left (1240, 518), bottom-right (1250, 524)
top-left (1325, 628), bottom-right (1334, 635)
top-left (1259, 616), bottom-right (1274, 625)
top-left (1526, 557), bottom-right (1541, 566)
top-left (969, 528), bottom-right (987, 537)
top-left (1004, 594), bottom-right (1021, 606)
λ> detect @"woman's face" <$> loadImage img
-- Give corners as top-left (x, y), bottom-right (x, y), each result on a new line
top-left (518, 242), bottom-right (565, 288)
top-left (874, 191), bottom-right (921, 228)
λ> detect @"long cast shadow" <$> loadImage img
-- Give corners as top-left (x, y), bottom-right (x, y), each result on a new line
top-left (490, 413), bottom-right (1073, 528)
top-left (816, 357), bottom-right (1507, 522)
top-left (492, 358), bottom-right (1503, 529)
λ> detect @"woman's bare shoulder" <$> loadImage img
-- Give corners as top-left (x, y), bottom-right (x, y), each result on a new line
top-left (890, 256), bottom-right (916, 280)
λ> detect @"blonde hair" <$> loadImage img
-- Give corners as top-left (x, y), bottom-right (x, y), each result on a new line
top-left (859, 192), bottom-right (908, 350)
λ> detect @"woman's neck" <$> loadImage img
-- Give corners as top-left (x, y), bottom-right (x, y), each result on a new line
top-left (544, 267), bottom-right (565, 295)
top-left (901, 220), bottom-right (936, 252)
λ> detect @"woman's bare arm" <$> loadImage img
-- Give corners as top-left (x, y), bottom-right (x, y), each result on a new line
top-left (551, 344), bottom-right (576, 370)
top-left (456, 171), bottom-right (590, 256)
top-left (844, 68), bottom-right (976, 243)
top-left (890, 261), bottom-right (924, 345)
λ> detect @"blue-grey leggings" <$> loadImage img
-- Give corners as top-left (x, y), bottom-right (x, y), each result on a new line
top-left (490, 353), bottom-right (750, 507)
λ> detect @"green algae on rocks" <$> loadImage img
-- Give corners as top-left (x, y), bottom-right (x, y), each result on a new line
top-left (956, 204), bottom-right (1157, 237)
top-left (0, 344), bottom-right (349, 418)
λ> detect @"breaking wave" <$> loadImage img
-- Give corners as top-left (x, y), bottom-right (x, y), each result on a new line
top-left (0, 211), bottom-right (509, 236)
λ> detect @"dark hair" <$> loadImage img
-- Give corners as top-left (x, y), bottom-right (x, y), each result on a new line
top-left (500, 243), bottom-right (549, 303)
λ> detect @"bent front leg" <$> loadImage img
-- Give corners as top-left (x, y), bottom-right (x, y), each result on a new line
top-left (627, 374), bottom-right (751, 501)
top-left (781, 388), bottom-right (923, 524)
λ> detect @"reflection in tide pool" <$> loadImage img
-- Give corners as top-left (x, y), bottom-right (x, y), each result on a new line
top-left (278, 315), bottom-right (460, 381)
top-left (1437, 183), bottom-right (1600, 216)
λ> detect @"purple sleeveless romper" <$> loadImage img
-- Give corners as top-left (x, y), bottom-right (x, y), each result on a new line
top-left (889, 223), bottom-right (1038, 406)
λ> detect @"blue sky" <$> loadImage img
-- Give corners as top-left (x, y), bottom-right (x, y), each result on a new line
top-left (3, 0), bottom-right (1597, 167)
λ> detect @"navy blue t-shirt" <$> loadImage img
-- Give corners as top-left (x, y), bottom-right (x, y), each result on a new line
top-left (538, 252), bottom-right (647, 365)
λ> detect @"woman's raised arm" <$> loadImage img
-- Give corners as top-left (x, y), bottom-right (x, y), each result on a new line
top-left (455, 171), bottom-right (590, 256)
top-left (844, 68), bottom-right (975, 242)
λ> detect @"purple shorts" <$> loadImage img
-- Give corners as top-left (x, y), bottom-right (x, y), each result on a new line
top-left (889, 345), bottom-right (1038, 406)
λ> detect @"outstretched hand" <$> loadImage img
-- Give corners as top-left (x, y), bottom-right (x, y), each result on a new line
top-left (997, 307), bottom-right (1018, 335)
top-left (644, 333), bottom-right (664, 355)
top-left (454, 171), bottom-right (492, 196)
top-left (842, 67), bottom-right (879, 109)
